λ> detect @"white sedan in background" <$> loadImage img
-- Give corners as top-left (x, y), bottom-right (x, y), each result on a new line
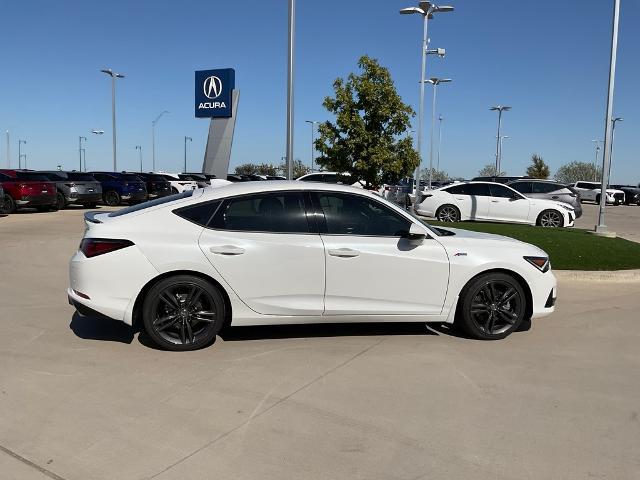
top-left (155, 172), bottom-right (199, 194)
top-left (416, 181), bottom-right (576, 228)
top-left (68, 182), bottom-right (557, 351)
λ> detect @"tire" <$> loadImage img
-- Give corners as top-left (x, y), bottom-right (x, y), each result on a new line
top-left (103, 190), bottom-right (121, 206)
top-left (536, 209), bottom-right (564, 228)
top-left (56, 192), bottom-right (67, 210)
top-left (142, 275), bottom-right (225, 351)
top-left (1, 194), bottom-right (15, 214)
top-left (456, 272), bottom-right (527, 340)
top-left (436, 204), bottom-right (460, 222)
top-left (595, 194), bottom-right (601, 204)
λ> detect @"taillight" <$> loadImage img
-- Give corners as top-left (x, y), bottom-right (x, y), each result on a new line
top-left (80, 238), bottom-right (134, 258)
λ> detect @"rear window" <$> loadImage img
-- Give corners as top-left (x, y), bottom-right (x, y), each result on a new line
top-left (174, 200), bottom-right (221, 226)
top-left (108, 190), bottom-right (194, 217)
top-left (66, 173), bottom-right (96, 181)
top-left (121, 174), bottom-right (144, 182)
top-left (15, 172), bottom-right (51, 181)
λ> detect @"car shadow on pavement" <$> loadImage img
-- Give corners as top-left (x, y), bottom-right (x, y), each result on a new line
top-left (221, 322), bottom-right (439, 341)
top-left (69, 313), bottom-right (137, 344)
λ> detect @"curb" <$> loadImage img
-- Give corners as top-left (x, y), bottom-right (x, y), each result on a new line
top-left (554, 269), bottom-right (640, 283)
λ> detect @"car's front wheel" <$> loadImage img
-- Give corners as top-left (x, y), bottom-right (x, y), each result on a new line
top-left (456, 272), bottom-right (526, 340)
top-left (436, 204), bottom-right (460, 222)
top-left (537, 209), bottom-right (564, 228)
top-left (142, 275), bottom-right (225, 351)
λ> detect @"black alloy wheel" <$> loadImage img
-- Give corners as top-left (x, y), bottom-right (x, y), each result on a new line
top-left (56, 192), bottom-right (67, 210)
top-left (436, 204), bottom-right (460, 222)
top-left (457, 273), bottom-right (526, 340)
top-left (142, 275), bottom-right (224, 351)
top-left (1, 194), bottom-right (15, 214)
top-left (104, 190), bottom-right (121, 206)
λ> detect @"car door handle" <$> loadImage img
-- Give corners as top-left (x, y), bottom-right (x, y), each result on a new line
top-left (491, 200), bottom-right (499, 203)
top-left (328, 248), bottom-right (360, 258)
top-left (209, 245), bottom-right (245, 255)
top-left (551, 196), bottom-right (559, 199)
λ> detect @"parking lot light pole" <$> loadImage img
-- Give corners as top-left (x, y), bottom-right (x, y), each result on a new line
top-left (595, 0), bottom-right (620, 235)
top-left (607, 117), bottom-right (623, 180)
top-left (490, 105), bottom-right (511, 175)
top-left (152, 111), bottom-right (169, 172)
top-left (18, 139), bottom-right (26, 169)
top-left (400, 2), bottom-right (453, 203)
top-left (5, 131), bottom-right (9, 168)
top-left (436, 115), bottom-right (443, 171)
top-left (591, 139), bottom-right (602, 181)
top-left (184, 136), bottom-right (192, 173)
top-left (135, 146), bottom-right (142, 172)
top-left (78, 136), bottom-right (87, 171)
top-left (423, 78), bottom-right (451, 189)
top-left (100, 69), bottom-right (125, 171)
top-left (304, 120), bottom-right (319, 171)
top-left (285, 0), bottom-right (296, 180)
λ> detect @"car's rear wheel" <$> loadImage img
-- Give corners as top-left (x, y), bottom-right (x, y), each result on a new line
top-left (456, 272), bottom-right (526, 340)
top-left (104, 190), bottom-right (121, 206)
top-left (436, 204), bottom-right (460, 222)
top-left (142, 275), bottom-right (225, 351)
top-left (595, 194), bottom-right (601, 204)
top-left (537, 209), bottom-right (564, 228)
top-left (1, 194), bottom-right (15, 214)
top-left (56, 192), bottom-right (67, 210)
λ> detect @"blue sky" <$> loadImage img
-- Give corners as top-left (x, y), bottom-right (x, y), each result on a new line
top-left (1, 0), bottom-right (638, 182)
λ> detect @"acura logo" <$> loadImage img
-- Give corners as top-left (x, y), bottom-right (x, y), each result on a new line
top-left (203, 76), bottom-right (223, 99)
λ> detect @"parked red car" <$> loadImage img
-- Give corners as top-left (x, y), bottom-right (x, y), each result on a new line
top-left (0, 169), bottom-right (58, 213)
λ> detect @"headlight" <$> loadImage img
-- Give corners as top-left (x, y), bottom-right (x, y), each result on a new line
top-left (524, 256), bottom-right (550, 272)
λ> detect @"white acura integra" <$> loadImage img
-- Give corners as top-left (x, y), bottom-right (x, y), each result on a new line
top-left (68, 182), bottom-right (557, 350)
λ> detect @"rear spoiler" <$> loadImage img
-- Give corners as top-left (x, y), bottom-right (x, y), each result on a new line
top-left (84, 211), bottom-right (103, 224)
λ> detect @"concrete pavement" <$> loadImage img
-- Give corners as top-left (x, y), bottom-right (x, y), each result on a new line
top-left (575, 202), bottom-right (640, 242)
top-left (1, 208), bottom-right (639, 480)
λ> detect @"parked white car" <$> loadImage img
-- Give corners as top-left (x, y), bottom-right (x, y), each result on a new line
top-left (155, 172), bottom-right (199, 194)
top-left (296, 171), bottom-right (364, 188)
top-left (416, 181), bottom-right (576, 227)
top-left (572, 181), bottom-right (625, 205)
top-left (68, 182), bottom-right (557, 350)
top-left (181, 172), bottom-right (232, 189)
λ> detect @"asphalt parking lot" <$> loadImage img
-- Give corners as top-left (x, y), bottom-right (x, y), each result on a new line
top-left (1, 208), bottom-right (639, 480)
top-left (576, 202), bottom-right (640, 242)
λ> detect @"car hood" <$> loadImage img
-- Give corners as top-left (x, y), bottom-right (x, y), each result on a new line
top-left (436, 227), bottom-right (524, 244)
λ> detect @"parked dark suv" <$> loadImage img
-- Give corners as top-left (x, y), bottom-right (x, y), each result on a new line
top-left (89, 172), bottom-right (147, 206)
top-left (124, 172), bottom-right (172, 200)
top-left (39, 171), bottom-right (102, 209)
top-left (611, 185), bottom-right (640, 205)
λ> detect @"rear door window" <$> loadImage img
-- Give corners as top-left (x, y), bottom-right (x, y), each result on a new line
top-left (210, 192), bottom-right (309, 233)
top-left (509, 182), bottom-right (532, 194)
top-left (489, 184), bottom-right (517, 198)
top-left (532, 182), bottom-right (561, 194)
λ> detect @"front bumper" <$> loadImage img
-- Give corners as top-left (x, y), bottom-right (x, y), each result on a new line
top-left (530, 270), bottom-right (557, 319)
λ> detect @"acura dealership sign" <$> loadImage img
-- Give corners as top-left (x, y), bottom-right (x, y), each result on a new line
top-left (195, 68), bottom-right (235, 118)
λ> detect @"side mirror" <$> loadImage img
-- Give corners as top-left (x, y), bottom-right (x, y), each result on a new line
top-left (405, 223), bottom-right (427, 245)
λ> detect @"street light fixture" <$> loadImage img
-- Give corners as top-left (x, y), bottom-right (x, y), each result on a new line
top-left (91, 129), bottom-right (104, 135)
top-left (422, 77), bottom-right (451, 188)
top-left (135, 145), bottom-right (143, 173)
top-left (304, 120), bottom-right (319, 171)
top-left (490, 105), bottom-right (511, 175)
top-left (152, 110), bottom-right (169, 171)
top-left (18, 139), bottom-right (26, 169)
top-left (100, 68), bottom-right (125, 171)
top-left (78, 136), bottom-right (87, 172)
top-left (184, 136), bottom-right (192, 173)
top-left (399, 1), bottom-right (454, 202)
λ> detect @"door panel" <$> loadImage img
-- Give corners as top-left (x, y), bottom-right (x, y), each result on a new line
top-left (322, 235), bottom-right (449, 315)
top-left (488, 184), bottom-right (531, 223)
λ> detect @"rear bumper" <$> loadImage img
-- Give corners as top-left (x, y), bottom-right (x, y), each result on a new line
top-left (69, 192), bottom-right (102, 203)
top-left (16, 194), bottom-right (56, 207)
top-left (121, 191), bottom-right (147, 202)
top-left (148, 189), bottom-right (172, 199)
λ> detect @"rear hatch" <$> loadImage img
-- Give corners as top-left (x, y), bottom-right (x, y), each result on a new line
top-left (14, 172), bottom-right (56, 197)
top-left (120, 174), bottom-right (147, 192)
top-left (66, 173), bottom-right (102, 194)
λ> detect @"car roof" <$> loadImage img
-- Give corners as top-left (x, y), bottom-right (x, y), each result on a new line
top-left (198, 180), bottom-right (374, 199)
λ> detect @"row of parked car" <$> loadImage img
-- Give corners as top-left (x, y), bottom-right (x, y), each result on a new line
top-left (0, 170), bottom-right (234, 214)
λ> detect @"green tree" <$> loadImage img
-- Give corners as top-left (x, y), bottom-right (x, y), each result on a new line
top-left (278, 159), bottom-right (310, 179)
top-left (478, 163), bottom-right (505, 177)
top-left (420, 168), bottom-right (450, 182)
top-left (526, 154), bottom-right (550, 179)
top-left (234, 163), bottom-right (279, 176)
top-left (554, 161), bottom-right (601, 184)
top-left (314, 55), bottom-right (419, 188)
